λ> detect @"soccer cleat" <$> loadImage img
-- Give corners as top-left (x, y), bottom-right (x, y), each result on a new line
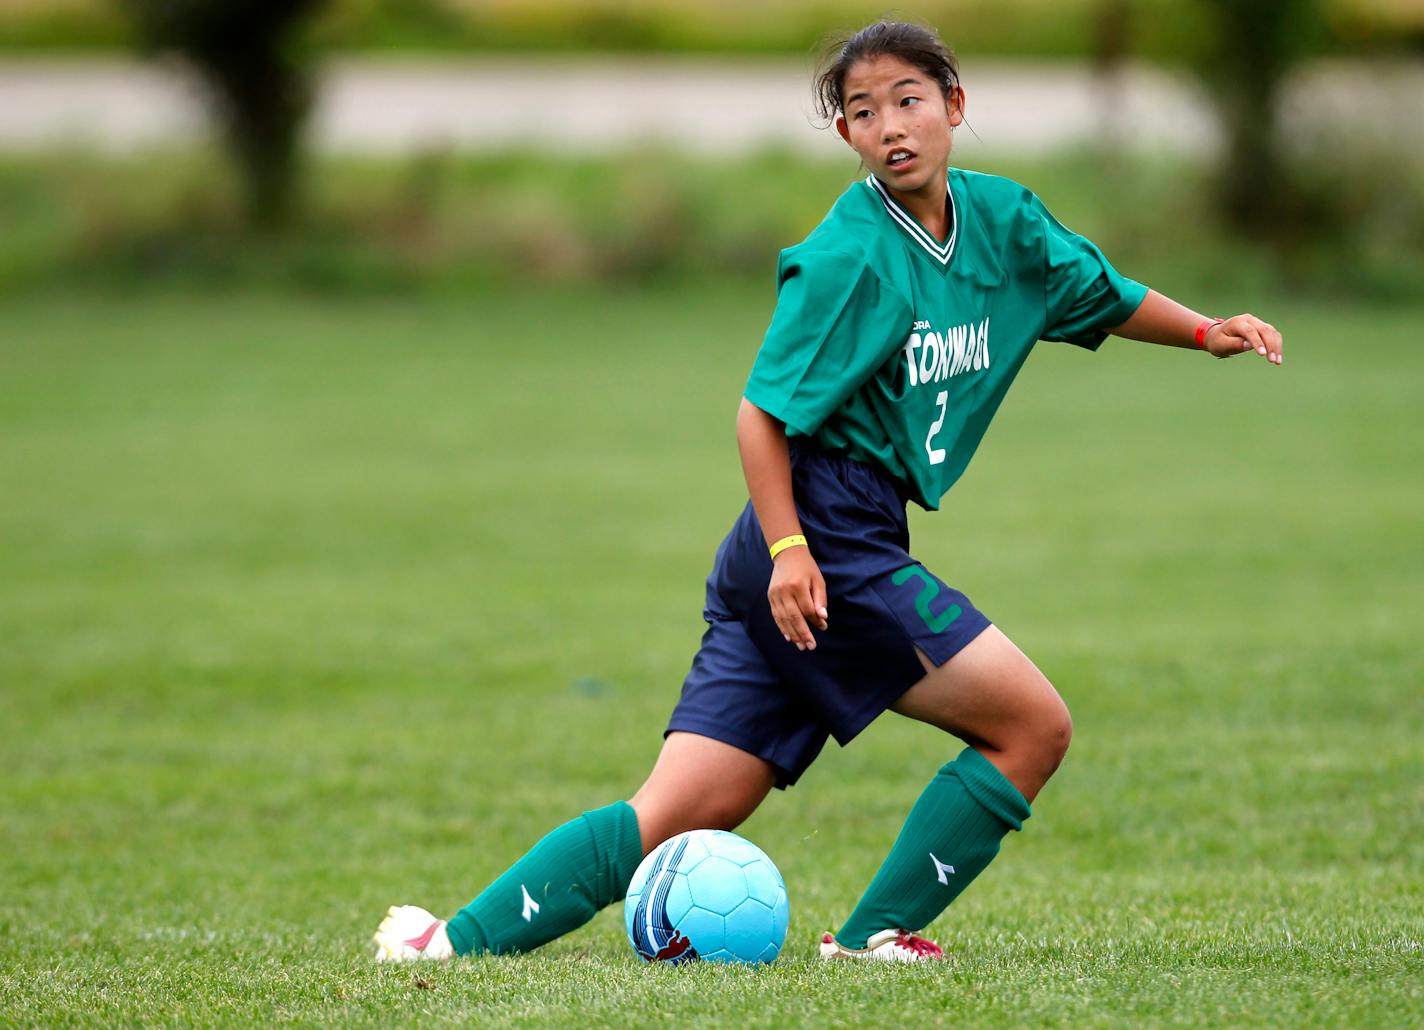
top-left (372, 905), bottom-right (455, 962)
top-left (819, 928), bottom-right (945, 962)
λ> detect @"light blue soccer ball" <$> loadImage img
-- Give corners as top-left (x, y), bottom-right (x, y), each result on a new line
top-left (624, 829), bottom-right (789, 965)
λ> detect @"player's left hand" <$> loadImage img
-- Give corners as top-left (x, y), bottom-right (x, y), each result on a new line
top-left (1205, 314), bottom-right (1283, 365)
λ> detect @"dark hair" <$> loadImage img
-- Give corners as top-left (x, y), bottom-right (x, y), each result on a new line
top-left (813, 20), bottom-right (960, 123)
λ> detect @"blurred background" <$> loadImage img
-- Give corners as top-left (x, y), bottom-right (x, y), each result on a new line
top-left (1, 0), bottom-right (1422, 294)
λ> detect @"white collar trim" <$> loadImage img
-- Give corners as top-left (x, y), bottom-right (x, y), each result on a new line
top-left (865, 174), bottom-right (958, 266)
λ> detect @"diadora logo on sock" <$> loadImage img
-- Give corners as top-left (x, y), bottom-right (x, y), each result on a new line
top-left (930, 853), bottom-right (956, 885)
top-left (521, 884), bottom-right (541, 922)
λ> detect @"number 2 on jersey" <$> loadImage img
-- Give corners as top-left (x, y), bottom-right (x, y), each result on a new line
top-left (925, 390), bottom-right (948, 465)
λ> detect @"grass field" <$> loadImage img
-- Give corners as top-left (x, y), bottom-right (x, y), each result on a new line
top-left (1, 284), bottom-right (1421, 1026)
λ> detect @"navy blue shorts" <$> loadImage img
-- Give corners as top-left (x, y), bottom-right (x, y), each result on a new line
top-left (666, 443), bottom-right (992, 788)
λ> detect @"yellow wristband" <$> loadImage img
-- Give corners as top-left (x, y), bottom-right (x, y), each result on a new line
top-left (769, 534), bottom-right (808, 560)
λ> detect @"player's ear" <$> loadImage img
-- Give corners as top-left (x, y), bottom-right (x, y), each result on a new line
top-left (835, 114), bottom-right (852, 146)
top-left (946, 85), bottom-right (966, 129)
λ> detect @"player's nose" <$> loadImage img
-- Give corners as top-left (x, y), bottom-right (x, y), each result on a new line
top-left (881, 113), bottom-right (907, 142)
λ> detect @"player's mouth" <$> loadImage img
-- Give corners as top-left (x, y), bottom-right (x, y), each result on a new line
top-left (885, 148), bottom-right (916, 171)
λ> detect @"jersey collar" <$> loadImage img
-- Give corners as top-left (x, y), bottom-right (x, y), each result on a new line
top-left (864, 173), bottom-right (959, 267)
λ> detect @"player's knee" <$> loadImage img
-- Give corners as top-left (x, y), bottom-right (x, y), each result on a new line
top-left (1000, 674), bottom-right (1072, 783)
top-left (1033, 694), bottom-right (1072, 780)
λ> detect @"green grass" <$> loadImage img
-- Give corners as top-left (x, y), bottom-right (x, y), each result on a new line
top-left (1, 284), bottom-right (1421, 1026)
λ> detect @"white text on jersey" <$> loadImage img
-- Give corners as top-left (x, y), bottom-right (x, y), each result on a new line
top-left (903, 317), bottom-right (991, 388)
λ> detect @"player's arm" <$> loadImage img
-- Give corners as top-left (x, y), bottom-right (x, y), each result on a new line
top-left (1107, 289), bottom-right (1283, 365)
top-left (736, 398), bottom-right (828, 652)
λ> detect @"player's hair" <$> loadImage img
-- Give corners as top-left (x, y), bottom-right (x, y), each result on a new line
top-left (813, 20), bottom-right (960, 123)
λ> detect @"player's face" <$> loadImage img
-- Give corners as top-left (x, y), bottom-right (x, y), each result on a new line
top-left (834, 54), bottom-right (964, 196)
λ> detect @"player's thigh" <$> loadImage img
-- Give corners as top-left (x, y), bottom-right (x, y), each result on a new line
top-left (890, 626), bottom-right (1071, 770)
top-left (629, 731), bottom-right (777, 854)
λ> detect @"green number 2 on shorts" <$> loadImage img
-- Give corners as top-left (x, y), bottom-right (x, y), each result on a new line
top-left (892, 564), bottom-right (964, 634)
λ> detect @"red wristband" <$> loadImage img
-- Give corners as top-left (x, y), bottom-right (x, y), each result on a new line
top-left (1194, 318), bottom-right (1224, 350)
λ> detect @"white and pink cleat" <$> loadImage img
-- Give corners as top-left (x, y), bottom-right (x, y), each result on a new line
top-left (372, 905), bottom-right (455, 962)
top-left (819, 928), bottom-right (945, 962)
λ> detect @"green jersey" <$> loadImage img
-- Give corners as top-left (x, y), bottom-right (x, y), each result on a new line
top-left (744, 169), bottom-right (1147, 511)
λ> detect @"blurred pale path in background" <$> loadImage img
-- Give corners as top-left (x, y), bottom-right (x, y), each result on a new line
top-left (2, 56), bottom-right (1421, 157)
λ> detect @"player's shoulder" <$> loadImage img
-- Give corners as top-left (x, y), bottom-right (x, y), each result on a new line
top-left (777, 179), bottom-right (897, 282)
top-left (952, 168), bottom-right (1044, 228)
top-left (952, 167), bottom-right (1037, 200)
top-left (951, 168), bottom-right (1057, 264)
top-left (784, 179), bottom-right (883, 264)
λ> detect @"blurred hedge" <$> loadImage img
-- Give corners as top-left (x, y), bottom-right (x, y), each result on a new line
top-left (2, 0), bottom-right (1420, 57)
top-left (3, 148), bottom-right (1420, 299)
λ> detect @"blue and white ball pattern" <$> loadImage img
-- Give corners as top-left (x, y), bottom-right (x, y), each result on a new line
top-left (624, 829), bottom-right (789, 964)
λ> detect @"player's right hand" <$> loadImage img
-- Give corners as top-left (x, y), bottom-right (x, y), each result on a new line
top-left (1204, 313), bottom-right (1283, 365)
top-left (768, 547), bottom-right (829, 652)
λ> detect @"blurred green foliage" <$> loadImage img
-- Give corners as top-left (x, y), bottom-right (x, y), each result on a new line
top-left (1, 0), bottom-right (1420, 56)
top-left (2, 149), bottom-right (1420, 299)
top-left (10, 1), bottom-right (1418, 260)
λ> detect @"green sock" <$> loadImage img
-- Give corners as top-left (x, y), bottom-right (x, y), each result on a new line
top-left (836, 747), bottom-right (1031, 948)
top-left (445, 800), bottom-right (643, 956)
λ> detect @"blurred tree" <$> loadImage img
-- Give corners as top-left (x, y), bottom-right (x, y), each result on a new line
top-left (1198, 0), bottom-right (1323, 236)
top-left (1091, 0), bottom-right (1131, 153)
top-left (119, 0), bottom-right (327, 228)
top-left (1093, 0), bottom-right (1131, 71)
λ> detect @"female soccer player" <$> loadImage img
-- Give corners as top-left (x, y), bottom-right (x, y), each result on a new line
top-left (374, 20), bottom-right (1283, 963)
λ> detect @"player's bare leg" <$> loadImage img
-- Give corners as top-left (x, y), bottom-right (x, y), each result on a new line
top-left (629, 731), bottom-right (777, 853)
top-left (893, 626), bottom-right (1072, 802)
top-left (825, 626), bottom-right (1067, 959)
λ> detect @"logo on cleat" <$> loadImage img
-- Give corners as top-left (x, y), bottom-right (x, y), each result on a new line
top-left (521, 884), bottom-right (541, 922)
top-left (403, 921), bottom-right (442, 951)
top-left (930, 853), bottom-right (955, 885)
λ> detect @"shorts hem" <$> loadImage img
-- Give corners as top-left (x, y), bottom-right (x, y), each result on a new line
top-left (663, 718), bottom-right (803, 790)
top-left (912, 610), bottom-right (994, 672)
top-left (827, 614), bottom-right (995, 746)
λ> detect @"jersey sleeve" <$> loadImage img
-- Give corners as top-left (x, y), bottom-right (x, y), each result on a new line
top-left (743, 248), bottom-right (911, 436)
top-left (1028, 193), bottom-right (1148, 350)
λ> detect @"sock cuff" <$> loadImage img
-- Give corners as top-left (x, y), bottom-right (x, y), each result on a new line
top-left (444, 909), bottom-right (482, 956)
top-left (581, 800), bottom-right (644, 900)
top-left (950, 747), bottom-right (1032, 831)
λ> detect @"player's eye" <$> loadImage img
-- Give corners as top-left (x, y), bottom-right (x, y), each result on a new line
top-left (901, 96), bottom-right (921, 107)
top-left (852, 108), bottom-right (872, 120)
